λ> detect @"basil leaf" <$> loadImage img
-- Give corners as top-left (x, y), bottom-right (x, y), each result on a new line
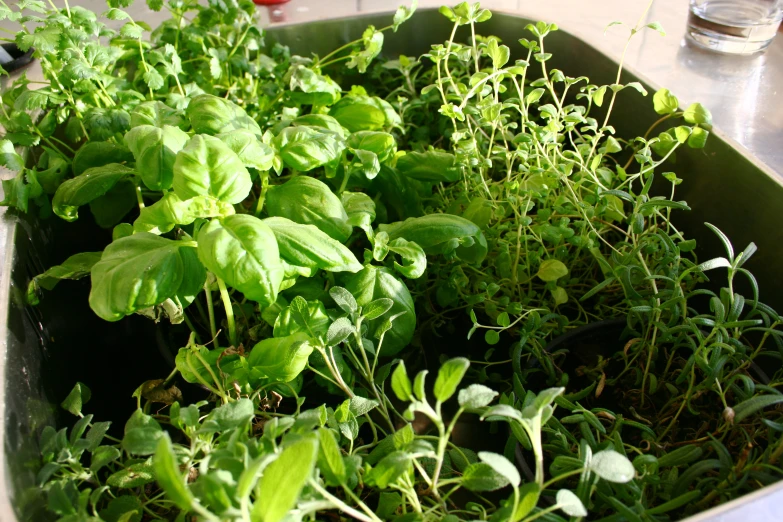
top-left (52, 163), bottom-right (136, 222)
top-left (172, 134), bottom-right (252, 204)
top-left (341, 191), bottom-right (376, 236)
top-left (266, 176), bottom-right (352, 242)
top-left (133, 192), bottom-right (235, 235)
top-left (247, 332), bottom-right (314, 383)
top-left (197, 215), bottom-right (284, 305)
top-left (378, 213), bottom-right (480, 255)
top-left (396, 150), bottom-right (460, 182)
top-left (329, 95), bottom-right (401, 133)
top-left (288, 65), bottom-right (342, 106)
top-left (292, 114), bottom-right (347, 137)
top-left (274, 298), bottom-right (330, 338)
top-left (387, 238), bottom-right (426, 279)
top-left (347, 131), bottom-right (397, 164)
top-left (216, 129), bottom-right (274, 171)
top-left (343, 266), bottom-right (415, 356)
top-left (89, 234), bottom-right (198, 322)
top-left (125, 124), bottom-right (190, 190)
top-left (130, 100), bottom-right (187, 129)
top-left (27, 252), bottom-right (101, 305)
top-left (72, 141), bottom-right (134, 176)
top-left (263, 217), bottom-right (362, 273)
top-left (273, 126), bottom-right (345, 172)
top-left (88, 179), bottom-right (137, 229)
top-left (186, 93), bottom-right (262, 137)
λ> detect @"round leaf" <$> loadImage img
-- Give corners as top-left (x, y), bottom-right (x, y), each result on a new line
top-left (197, 215), bottom-right (284, 305)
top-left (173, 134), bottom-right (252, 204)
top-left (589, 449), bottom-right (636, 483)
top-left (537, 259), bottom-right (568, 282)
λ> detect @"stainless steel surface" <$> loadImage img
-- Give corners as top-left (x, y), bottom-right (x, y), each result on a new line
top-left (1, 2), bottom-right (783, 522)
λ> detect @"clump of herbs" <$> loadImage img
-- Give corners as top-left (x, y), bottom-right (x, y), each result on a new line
top-left (2, 1), bottom-right (782, 521)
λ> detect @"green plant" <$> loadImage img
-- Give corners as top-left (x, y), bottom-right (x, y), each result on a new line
top-left (4, 0), bottom-right (783, 521)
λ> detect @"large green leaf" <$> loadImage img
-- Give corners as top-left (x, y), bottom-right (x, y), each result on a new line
top-left (273, 126), bottom-right (345, 172)
top-left (52, 164), bottom-right (135, 222)
top-left (263, 217), bottom-right (362, 273)
top-left (124, 124), bottom-right (190, 190)
top-left (197, 214), bottom-right (284, 305)
top-left (216, 129), bottom-right (274, 171)
top-left (72, 142), bottom-right (134, 176)
top-left (247, 332), bottom-right (313, 383)
top-left (266, 176), bottom-right (352, 242)
top-left (347, 131), bottom-right (397, 163)
top-left (378, 213), bottom-right (481, 256)
top-left (27, 252), bottom-right (101, 305)
top-left (186, 94), bottom-right (262, 136)
top-left (396, 150), bottom-right (460, 182)
top-left (329, 95), bottom-right (401, 133)
top-left (343, 266), bottom-right (415, 356)
top-left (89, 234), bottom-right (197, 321)
top-left (288, 65), bottom-right (342, 106)
top-left (133, 192), bottom-right (234, 235)
top-left (172, 134), bottom-right (252, 204)
top-left (130, 100), bottom-right (187, 129)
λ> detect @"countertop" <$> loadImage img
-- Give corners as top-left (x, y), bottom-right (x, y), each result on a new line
top-left (2, 0), bottom-right (782, 177)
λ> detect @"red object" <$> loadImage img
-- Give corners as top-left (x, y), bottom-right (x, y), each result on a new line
top-left (252, 0), bottom-right (290, 4)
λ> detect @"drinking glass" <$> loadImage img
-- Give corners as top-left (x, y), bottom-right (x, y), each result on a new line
top-left (688, 0), bottom-right (783, 54)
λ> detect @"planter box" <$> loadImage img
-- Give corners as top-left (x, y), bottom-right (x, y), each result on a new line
top-left (1, 9), bottom-right (781, 521)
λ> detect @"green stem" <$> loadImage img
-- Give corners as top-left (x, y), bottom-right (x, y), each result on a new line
top-left (216, 277), bottom-right (237, 348)
top-left (309, 480), bottom-right (378, 522)
top-left (204, 280), bottom-right (219, 350)
top-left (135, 186), bottom-right (145, 209)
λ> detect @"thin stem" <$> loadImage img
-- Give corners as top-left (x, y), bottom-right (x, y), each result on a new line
top-left (216, 277), bottom-right (237, 347)
top-left (204, 280), bottom-right (219, 350)
top-left (309, 480), bottom-right (378, 522)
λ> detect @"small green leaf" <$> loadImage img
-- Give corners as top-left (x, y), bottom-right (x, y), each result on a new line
top-left (646, 21), bottom-right (666, 35)
top-left (653, 89), bottom-right (680, 114)
top-left (0, 140), bottom-right (24, 171)
top-left (90, 446), bottom-right (121, 472)
top-left (537, 259), bottom-right (568, 282)
top-left (365, 451), bottom-right (412, 489)
top-left (458, 384), bottom-right (499, 409)
top-left (485, 330), bottom-right (500, 345)
top-left (153, 434), bottom-right (196, 511)
top-left (391, 360), bottom-right (413, 401)
top-left (363, 298), bottom-right (394, 320)
top-left (513, 483), bottom-right (541, 521)
top-left (589, 449), bottom-right (636, 483)
top-left (413, 370), bottom-right (428, 401)
top-left (254, 437), bottom-right (318, 522)
top-left (556, 489), bottom-right (587, 517)
top-left (683, 102), bottom-right (712, 126)
top-left (478, 451), bottom-right (520, 487)
top-left (61, 382), bottom-right (91, 417)
top-left (461, 462), bottom-right (510, 491)
top-left (330, 286), bottom-right (358, 314)
top-left (733, 394), bottom-right (783, 423)
top-left (317, 427), bottom-right (346, 486)
top-left (433, 357), bottom-right (470, 402)
top-left (688, 127), bottom-right (709, 148)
